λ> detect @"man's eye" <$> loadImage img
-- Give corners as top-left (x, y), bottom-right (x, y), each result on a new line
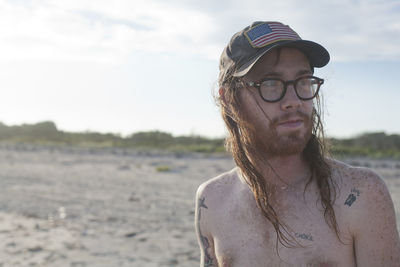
top-left (263, 80), bottom-right (281, 87)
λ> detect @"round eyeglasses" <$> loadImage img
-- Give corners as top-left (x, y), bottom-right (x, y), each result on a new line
top-left (245, 76), bottom-right (324, 103)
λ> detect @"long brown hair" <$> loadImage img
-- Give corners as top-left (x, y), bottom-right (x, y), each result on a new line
top-left (217, 54), bottom-right (340, 248)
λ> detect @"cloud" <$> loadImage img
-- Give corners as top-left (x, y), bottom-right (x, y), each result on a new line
top-left (297, 0), bottom-right (400, 61)
top-left (0, 0), bottom-right (399, 63)
top-left (197, 0), bottom-right (400, 61)
top-left (0, 0), bottom-right (220, 63)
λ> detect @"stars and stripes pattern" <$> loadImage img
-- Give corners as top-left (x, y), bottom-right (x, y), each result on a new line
top-left (245, 22), bottom-right (301, 48)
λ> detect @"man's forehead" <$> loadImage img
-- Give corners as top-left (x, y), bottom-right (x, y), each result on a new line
top-left (245, 47), bottom-right (312, 78)
top-left (259, 47), bottom-right (309, 63)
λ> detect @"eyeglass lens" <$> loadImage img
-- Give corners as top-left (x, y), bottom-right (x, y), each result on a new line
top-left (260, 77), bottom-right (319, 101)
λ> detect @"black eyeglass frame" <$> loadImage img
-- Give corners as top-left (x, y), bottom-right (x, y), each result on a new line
top-left (245, 76), bottom-right (324, 103)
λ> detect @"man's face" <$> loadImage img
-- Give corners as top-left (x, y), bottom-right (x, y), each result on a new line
top-left (238, 47), bottom-right (314, 157)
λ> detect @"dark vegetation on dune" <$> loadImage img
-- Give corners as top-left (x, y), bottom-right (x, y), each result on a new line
top-left (0, 121), bottom-right (399, 159)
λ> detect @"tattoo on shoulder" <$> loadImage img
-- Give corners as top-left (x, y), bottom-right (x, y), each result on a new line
top-left (344, 187), bottom-right (361, 207)
top-left (197, 197), bottom-right (214, 266)
top-left (295, 232), bottom-right (313, 241)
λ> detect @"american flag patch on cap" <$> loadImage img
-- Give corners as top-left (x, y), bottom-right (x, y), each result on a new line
top-left (244, 22), bottom-right (301, 48)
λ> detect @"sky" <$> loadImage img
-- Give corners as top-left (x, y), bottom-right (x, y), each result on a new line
top-left (0, 0), bottom-right (399, 138)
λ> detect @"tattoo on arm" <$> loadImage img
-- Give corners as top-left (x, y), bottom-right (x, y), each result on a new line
top-left (197, 197), bottom-right (214, 266)
top-left (344, 187), bottom-right (361, 207)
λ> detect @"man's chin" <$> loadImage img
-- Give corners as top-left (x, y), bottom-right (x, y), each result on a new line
top-left (263, 129), bottom-right (311, 158)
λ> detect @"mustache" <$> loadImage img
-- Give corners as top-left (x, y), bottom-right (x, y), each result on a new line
top-left (270, 110), bottom-right (311, 125)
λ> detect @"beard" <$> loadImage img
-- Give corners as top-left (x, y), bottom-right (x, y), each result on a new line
top-left (248, 110), bottom-right (313, 158)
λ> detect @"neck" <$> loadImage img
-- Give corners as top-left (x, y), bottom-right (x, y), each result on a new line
top-left (256, 152), bottom-right (310, 189)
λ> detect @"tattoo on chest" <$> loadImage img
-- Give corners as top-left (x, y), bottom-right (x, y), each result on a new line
top-left (344, 187), bottom-right (361, 207)
top-left (197, 197), bottom-right (214, 266)
top-left (295, 232), bottom-right (313, 241)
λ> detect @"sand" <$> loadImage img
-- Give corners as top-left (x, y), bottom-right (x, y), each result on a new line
top-left (0, 145), bottom-right (398, 266)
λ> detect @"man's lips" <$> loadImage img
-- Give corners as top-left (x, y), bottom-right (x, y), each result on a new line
top-left (276, 118), bottom-right (304, 128)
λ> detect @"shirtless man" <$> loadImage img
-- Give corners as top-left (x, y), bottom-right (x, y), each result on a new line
top-left (195, 21), bottom-right (400, 266)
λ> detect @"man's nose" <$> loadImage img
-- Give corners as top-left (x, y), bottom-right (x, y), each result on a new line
top-left (280, 84), bottom-right (301, 110)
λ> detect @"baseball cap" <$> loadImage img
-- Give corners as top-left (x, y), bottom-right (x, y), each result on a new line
top-left (219, 21), bottom-right (330, 85)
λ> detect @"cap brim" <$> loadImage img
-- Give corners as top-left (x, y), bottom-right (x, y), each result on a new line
top-left (233, 40), bottom-right (330, 77)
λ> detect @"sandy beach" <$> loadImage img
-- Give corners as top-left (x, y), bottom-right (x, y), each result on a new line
top-left (0, 145), bottom-right (398, 266)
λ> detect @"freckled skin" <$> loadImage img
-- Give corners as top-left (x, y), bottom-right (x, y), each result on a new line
top-left (195, 160), bottom-right (400, 266)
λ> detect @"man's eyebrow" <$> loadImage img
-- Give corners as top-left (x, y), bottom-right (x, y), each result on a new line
top-left (296, 69), bottom-right (312, 76)
top-left (259, 71), bottom-right (282, 77)
top-left (258, 69), bottom-right (312, 78)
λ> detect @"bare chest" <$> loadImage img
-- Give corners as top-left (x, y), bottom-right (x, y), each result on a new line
top-left (211, 190), bottom-right (355, 267)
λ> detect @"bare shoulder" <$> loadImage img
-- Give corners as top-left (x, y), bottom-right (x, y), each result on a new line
top-left (328, 158), bottom-right (388, 199)
top-left (329, 158), bottom-right (399, 234)
top-left (325, 158), bottom-right (390, 222)
top-left (196, 167), bottom-right (240, 196)
top-left (195, 168), bottom-right (240, 215)
top-left (195, 168), bottom-right (240, 219)
top-left (328, 158), bottom-right (392, 210)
